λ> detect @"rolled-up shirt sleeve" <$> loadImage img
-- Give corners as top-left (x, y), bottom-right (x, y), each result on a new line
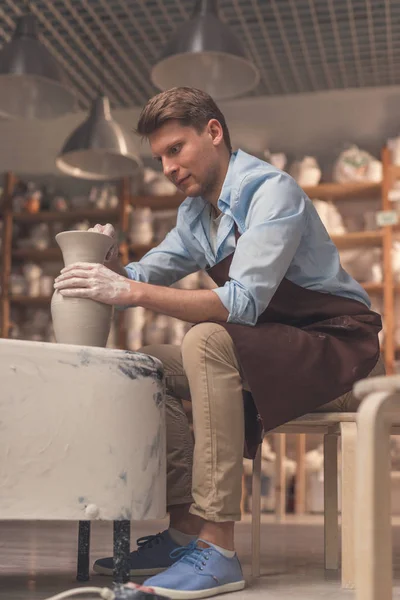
top-left (125, 226), bottom-right (199, 286)
top-left (212, 173), bottom-right (306, 325)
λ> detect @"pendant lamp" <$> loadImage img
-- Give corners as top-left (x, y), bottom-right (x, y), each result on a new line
top-left (56, 94), bottom-right (142, 181)
top-left (0, 14), bottom-right (77, 119)
top-left (151, 0), bottom-right (260, 100)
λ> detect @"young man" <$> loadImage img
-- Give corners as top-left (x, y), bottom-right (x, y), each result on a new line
top-left (54, 87), bottom-right (384, 599)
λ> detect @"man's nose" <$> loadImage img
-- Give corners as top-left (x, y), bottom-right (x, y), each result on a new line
top-left (163, 159), bottom-right (177, 178)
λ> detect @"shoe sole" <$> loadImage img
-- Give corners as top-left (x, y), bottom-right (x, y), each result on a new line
top-left (147, 580), bottom-right (246, 599)
top-left (93, 564), bottom-right (167, 577)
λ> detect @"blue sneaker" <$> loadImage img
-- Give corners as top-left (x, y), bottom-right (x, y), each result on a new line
top-left (93, 530), bottom-right (183, 577)
top-left (143, 540), bottom-right (245, 599)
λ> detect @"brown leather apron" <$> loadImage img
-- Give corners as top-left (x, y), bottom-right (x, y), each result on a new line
top-left (202, 230), bottom-right (382, 459)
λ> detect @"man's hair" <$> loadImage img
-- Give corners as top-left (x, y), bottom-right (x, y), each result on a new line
top-left (135, 87), bottom-right (232, 153)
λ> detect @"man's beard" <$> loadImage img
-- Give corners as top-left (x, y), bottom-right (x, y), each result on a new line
top-left (197, 165), bottom-right (220, 200)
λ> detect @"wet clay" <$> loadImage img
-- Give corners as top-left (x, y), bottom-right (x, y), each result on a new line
top-left (51, 230), bottom-right (113, 347)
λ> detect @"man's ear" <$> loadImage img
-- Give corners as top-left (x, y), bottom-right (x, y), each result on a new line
top-left (207, 119), bottom-right (224, 146)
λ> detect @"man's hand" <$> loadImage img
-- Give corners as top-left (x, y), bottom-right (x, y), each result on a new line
top-left (88, 223), bottom-right (119, 263)
top-left (88, 223), bottom-right (128, 277)
top-left (54, 262), bottom-right (134, 305)
top-left (55, 264), bottom-right (229, 321)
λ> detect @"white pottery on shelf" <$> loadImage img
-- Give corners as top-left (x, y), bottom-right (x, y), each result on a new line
top-left (290, 156), bottom-right (322, 187)
top-left (51, 230), bottom-right (113, 347)
top-left (333, 145), bottom-right (382, 183)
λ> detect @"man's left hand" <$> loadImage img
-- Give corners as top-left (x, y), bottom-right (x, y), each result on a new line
top-left (54, 262), bottom-right (134, 305)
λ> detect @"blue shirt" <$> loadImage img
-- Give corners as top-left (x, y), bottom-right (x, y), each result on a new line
top-left (125, 149), bottom-right (370, 326)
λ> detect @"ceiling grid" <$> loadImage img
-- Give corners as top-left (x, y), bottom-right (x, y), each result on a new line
top-left (30, 0), bottom-right (123, 106)
top-left (231, 0), bottom-right (274, 94)
top-left (0, 0), bottom-right (397, 109)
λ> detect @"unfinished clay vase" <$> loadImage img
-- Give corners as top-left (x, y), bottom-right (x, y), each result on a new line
top-left (51, 230), bottom-right (113, 347)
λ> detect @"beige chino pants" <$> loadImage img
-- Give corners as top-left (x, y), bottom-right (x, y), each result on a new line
top-left (141, 322), bottom-right (385, 523)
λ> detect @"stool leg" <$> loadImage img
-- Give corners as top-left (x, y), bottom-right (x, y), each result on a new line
top-left (113, 520), bottom-right (131, 584)
top-left (295, 434), bottom-right (306, 515)
top-left (340, 421), bottom-right (357, 589)
top-left (324, 433), bottom-right (339, 570)
top-left (251, 444), bottom-right (262, 579)
top-left (274, 433), bottom-right (286, 521)
top-left (77, 520), bottom-right (91, 582)
top-left (356, 390), bottom-right (395, 600)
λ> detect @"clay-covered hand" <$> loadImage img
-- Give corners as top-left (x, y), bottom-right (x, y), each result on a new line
top-left (54, 262), bottom-right (134, 305)
top-left (88, 223), bottom-right (119, 263)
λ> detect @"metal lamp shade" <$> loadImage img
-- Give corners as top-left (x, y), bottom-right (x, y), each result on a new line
top-left (151, 0), bottom-right (259, 100)
top-left (0, 14), bottom-right (76, 119)
top-left (56, 95), bottom-right (142, 181)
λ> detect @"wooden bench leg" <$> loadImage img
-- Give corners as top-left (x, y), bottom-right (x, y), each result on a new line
top-left (340, 421), bottom-right (357, 589)
top-left (356, 390), bottom-right (395, 600)
top-left (295, 434), bottom-right (306, 515)
top-left (324, 433), bottom-right (339, 570)
top-left (274, 433), bottom-right (286, 522)
top-left (251, 444), bottom-right (262, 579)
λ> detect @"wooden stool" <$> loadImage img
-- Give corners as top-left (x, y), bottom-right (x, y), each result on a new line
top-left (251, 413), bottom-right (359, 588)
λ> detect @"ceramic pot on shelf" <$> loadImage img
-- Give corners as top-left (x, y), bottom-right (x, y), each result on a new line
top-left (51, 230), bottom-right (113, 347)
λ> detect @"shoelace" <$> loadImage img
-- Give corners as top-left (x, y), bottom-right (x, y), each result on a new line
top-left (136, 532), bottom-right (165, 553)
top-left (170, 541), bottom-right (210, 567)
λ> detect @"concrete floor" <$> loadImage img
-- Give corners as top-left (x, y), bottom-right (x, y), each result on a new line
top-left (1, 515), bottom-right (399, 600)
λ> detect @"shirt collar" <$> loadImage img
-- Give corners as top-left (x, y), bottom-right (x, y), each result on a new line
top-left (217, 151), bottom-right (237, 214)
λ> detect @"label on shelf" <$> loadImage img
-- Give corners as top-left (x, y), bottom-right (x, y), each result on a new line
top-left (376, 210), bottom-right (399, 227)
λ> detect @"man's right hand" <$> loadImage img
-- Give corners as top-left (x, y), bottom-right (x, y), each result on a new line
top-left (88, 223), bottom-right (119, 263)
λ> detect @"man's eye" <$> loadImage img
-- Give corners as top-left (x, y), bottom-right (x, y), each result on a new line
top-left (170, 145), bottom-right (181, 155)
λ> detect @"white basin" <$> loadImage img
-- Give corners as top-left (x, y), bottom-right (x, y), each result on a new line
top-left (0, 338), bottom-right (166, 522)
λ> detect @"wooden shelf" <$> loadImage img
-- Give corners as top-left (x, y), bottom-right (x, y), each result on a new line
top-left (5, 196), bottom-right (183, 220)
top-left (11, 243), bottom-right (157, 262)
top-left (128, 243), bottom-right (155, 257)
top-left (331, 230), bottom-right (383, 249)
top-left (10, 208), bottom-right (120, 224)
top-left (8, 282), bottom-right (390, 307)
top-left (12, 247), bottom-right (62, 261)
top-left (10, 295), bottom-right (51, 306)
top-left (10, 232), bottom-right (385, 261)
top-left (130, 231), bottom-right (385, 257)
top-left (362, 282), bottom-right (383, 293)
top-left (130, 194), bottom-right (183, 210)
top-left (360, 282), bottom-right (400, 293)
top-left (303, 181), bottom-right (381, 199)
top-left (133, 186), bottom-right (380, 204)
top-left (2, 197), bottom-right (183, 222)
top-left (11, 243), bottom-right (159, 262)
